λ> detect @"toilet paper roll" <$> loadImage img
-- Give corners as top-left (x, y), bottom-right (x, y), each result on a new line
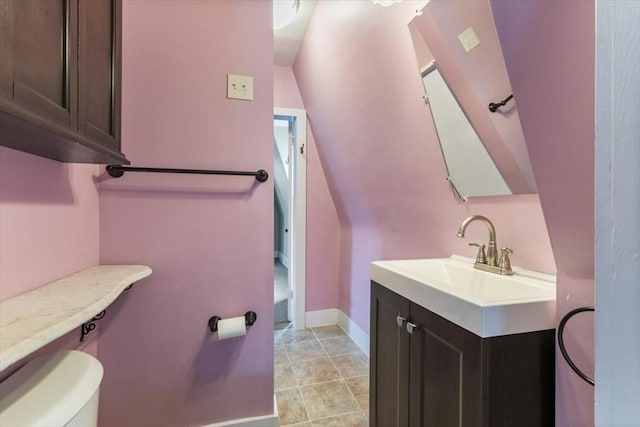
top-left (217, 316), bottom-right (247, 340)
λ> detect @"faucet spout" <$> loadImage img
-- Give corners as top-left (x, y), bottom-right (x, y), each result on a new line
top-left (457, 215), bottom-right (498, 266)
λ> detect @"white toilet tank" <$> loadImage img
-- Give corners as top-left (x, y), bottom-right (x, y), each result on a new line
top-left (0, 350), bottom-right (104, 427)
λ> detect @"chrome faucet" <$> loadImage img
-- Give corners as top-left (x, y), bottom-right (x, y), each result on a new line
top-left (456, 215), bottom-right (513, 275)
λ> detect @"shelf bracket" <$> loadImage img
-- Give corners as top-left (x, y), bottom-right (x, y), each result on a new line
top-left (80, 310), bottom-right (106, 342)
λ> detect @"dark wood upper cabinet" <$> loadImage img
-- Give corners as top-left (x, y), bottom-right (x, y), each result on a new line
top-left (77, 0), bottom-right (120, 151)
top-left (371, 282), bottom-right (555, 427)
top-left (0, 0), bottom-right (128, 164)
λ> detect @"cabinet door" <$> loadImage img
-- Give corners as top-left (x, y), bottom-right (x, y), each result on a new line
top-left (77, 0), bottom-right (121, 151)
top-left (370, 282), bottom-right (411, 427)
top-left (483, 331), bottom-right (555, 427)
top-left (0, 0), bottom-right (77, 128)
top-left (408, 304), bottom-right (483, 427)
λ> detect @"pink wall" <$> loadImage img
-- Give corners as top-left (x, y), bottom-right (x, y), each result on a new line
top-left (0, 147), bottom-right (99, 300)
top-left (293, 1), bottom-right (555, 336)
top-left (491, 1), bottom-right (595, 425)
top-left (274, 65), bottom-right (340, 311)
top-left (97, 1), bottom-right (273, 425)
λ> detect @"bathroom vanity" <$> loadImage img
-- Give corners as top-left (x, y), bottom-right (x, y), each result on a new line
top-left (370, 256), bottom-right (556, 427)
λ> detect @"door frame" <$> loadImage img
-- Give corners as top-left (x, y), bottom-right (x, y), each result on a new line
top-left (274, 107), bottom-right (307, 330)
top-left (594, 1), bottom-right (640, 424)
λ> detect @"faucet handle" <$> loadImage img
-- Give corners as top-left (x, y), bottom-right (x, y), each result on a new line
top-left (469, 243), bottom-right (487, 264)
top-left (499, 247), bottom-right (513, 271)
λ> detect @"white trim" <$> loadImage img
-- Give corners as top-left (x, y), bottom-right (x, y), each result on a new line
top-left (274, 107), bottom-right (307, 330)
top-left (201, 396), bottom-right (278, 427)
top-left (305, 309), bottom-right (339, 328)
top-left (595, 1), bottom-right (640, 424)
top-left (338, 310), bottom-right (370, 358)
top-left (303, 309), bottom-right (370, 357)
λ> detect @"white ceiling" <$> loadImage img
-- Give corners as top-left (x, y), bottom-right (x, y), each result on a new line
top-left (274, 0), bottom-right (318, 66)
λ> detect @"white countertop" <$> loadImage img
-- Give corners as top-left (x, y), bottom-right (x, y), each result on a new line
top-left (0, 265), bottom-right (152, 371)
top-left (371, 256), bottom-right (556, 337)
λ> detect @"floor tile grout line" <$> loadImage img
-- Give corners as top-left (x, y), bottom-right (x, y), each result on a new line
top-left (286, 331), bottom-right (315, 425)
top-left (319, 329), bottom-right (368, 418)
top-left (326, 350), bottom-right (368, 360)
top-left (287, 349), bottom-right (331, 364)
top-left (345, 376), bottom-right (369, 417)
top-left (320, 350), bottom-right (362, 420)
top-left (324, 354), bottom-right (362, 415)
top-left (290, 359), bottom-right (341, 387)
top-left (317, 337), bottom-right (362, 357)
top-left (298, 329), bottom-right (350, 425)
top-left (298, 379), bottom-right (361, 422)
top-left (296, 376), bottom-right (351, 389)
top-left (286, 333), bottom-right (331, 365)
top-left (330, 355), bottom-right (369, 379)
top-left (286, 342), bottom-right (299, 389)
top-left (297, 382), bottom-right (314, 425)
top-left (307, 409), bottom-right (368, 423)
top-left (310, 325), bottom-right (348, 341)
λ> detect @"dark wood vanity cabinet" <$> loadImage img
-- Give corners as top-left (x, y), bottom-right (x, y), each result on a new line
top-left (0, 0), bottom-right (129, 164)
top-left (370, 282), bottom-right (555, 427)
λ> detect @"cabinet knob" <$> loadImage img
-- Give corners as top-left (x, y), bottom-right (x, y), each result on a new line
top-left (396, 316), bottom-right (406, 327)
top-left (406, 322), bottom-right (418, 334)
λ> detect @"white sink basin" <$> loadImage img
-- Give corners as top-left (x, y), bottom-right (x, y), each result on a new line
top-left (371, 256), bottom-right (556, 337)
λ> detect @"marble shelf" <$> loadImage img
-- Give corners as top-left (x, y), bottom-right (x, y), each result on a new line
top-left (0, 265), bottom-right (152, 372)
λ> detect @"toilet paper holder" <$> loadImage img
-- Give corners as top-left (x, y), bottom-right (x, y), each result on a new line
top-left (208, 311), bottom-right (257, 333)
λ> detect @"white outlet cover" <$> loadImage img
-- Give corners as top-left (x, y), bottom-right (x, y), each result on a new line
top-left (458, 27), bottom-right (480, 52)
top-left (227, 74), bottom-right (253, 101)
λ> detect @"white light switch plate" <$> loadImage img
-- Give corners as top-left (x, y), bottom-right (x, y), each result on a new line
top-left (458, 27), bottom-right (480, 52)
top-left (227, 74), bottom-right (253, 101)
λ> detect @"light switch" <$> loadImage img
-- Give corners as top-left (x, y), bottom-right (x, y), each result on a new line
top-left (458, 27), bottom-right (480, 52)
top-left (227, 74), bottom-right (253, 101)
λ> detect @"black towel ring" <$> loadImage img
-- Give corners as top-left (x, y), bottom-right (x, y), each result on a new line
top-left (557, 306), bottom-right (595, 386)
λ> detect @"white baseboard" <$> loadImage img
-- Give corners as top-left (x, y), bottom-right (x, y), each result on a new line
top-left (305, 308), bottom-right (339, 328)
top-left (304, 309), bottom-right (370, 357)
top-left (338, 310), bottom-right (370, 357)
top-left (201, 395), bottom-right (278, 427)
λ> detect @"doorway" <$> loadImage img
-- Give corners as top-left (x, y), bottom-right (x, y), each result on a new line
top-left (273, 108), bottom-right (306, 330)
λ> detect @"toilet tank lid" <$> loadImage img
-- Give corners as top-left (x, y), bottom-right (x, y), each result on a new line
top-left (0, 350), bottom-right (103, 427)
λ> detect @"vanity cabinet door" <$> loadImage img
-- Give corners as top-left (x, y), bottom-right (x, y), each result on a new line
top-left (481, 331), bottom-right (555, 427)
top-left (370, 282), bottom-right (411, 427)
top-left (408, 303), bottom-right (483, 427)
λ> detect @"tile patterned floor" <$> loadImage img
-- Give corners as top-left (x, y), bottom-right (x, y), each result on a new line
top-left (274, 325), bottom-right (369, 427)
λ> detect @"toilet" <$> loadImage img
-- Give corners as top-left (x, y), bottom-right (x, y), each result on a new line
top-left (0, 350), bottom-right (104, 427)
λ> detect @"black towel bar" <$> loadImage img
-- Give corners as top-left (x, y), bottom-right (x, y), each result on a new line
top-left (488, 94), bottom-right (514, 112)
top-left (106, 165), bottom-right (269, 182)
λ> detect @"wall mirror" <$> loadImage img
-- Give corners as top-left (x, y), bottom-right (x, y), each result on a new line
top-left (409, 0), bottom-right (537, 198)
